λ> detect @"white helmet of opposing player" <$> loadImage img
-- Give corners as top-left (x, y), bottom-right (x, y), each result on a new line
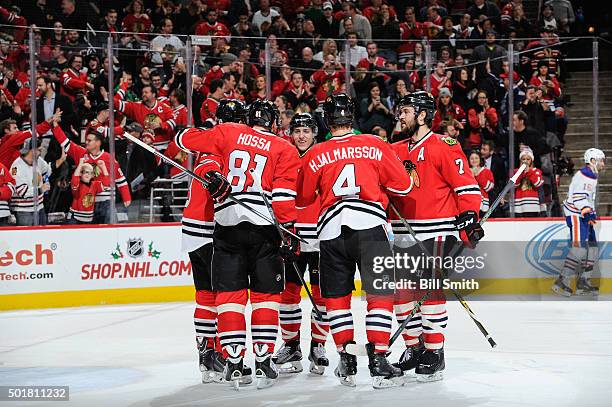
top-left (584, 148), bottom-right (606, 172)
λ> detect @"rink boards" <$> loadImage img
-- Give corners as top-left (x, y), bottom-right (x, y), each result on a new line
top-left (0, 219), bottom-right (611, 310)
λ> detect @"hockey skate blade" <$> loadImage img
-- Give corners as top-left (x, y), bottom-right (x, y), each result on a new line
top-left (256, 377), bottom-right (277, 389)
top-left (201, 370), bottom-right (215, 384)
top-left (372, 375), bottom-right (409, 389)
top-left (275, 360), bottom-right (303, 375)
top-left (416, 371), bottom-right (443, 383)
top-left (334, 368), bottom-right (356, 387)
top-left (575, 288), bottom-right (599, 296)
top-left (309, 361), bottom-right (326, 375)
top-left (551, 285), bottom-right (572, 297)
top-left (344, 343), bottom-right (368, 356)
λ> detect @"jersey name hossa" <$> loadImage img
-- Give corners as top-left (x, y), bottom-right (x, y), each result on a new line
top-left (297, 133), bottom-right (412, 241)
top-left (390, 132), bottom-right (481, 245)
top-left (176, 124), bottom-right (300, 226)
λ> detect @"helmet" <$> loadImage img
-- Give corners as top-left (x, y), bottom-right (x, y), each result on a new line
top-left (290, 112), bottom-right (318, 135)
top-left (217, 99), bottom-right (246, 124)
top-left (584, 148), bottom-right (605, 164)
top-left (396, 91), bottom-right (436, 125)
top-left (247, 99), bottom-right (280, 129)
top-left (322, 93), bottom-right (354, 127)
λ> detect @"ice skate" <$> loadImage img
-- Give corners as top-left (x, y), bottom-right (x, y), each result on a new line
top-left (272, 340), bottom-right (303, 374)
top-left (575, 276), bottom-right (599, 296)
top-left (416, 348), bottom-right (445, 382)
top-left (392, 342), bottom-right (424, 382)
top-left (254, 344), bottom-right (279, 389)
top-left (197, 338), bottom-right (216, 383)
top-left (213, 351), bottom-right (252, 385)
top-left (334, 343), bottom-right (357, 387)
top-left (366, 343), bottom-right (404, 388)
top-left (223, 345), bottom-right (249, 390)
top-left (308, 341), bottom-right (329, 375)
top-left (552, 275), bottom-right (573, 297)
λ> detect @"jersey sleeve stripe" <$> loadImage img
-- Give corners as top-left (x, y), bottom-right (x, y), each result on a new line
top-left (385, 185), bottom-right (412, 195)
top-left (272, 188), bottom-right (297, 197)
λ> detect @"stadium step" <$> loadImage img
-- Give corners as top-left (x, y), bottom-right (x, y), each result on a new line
top-left (560, 71), bottom-right (612, 215)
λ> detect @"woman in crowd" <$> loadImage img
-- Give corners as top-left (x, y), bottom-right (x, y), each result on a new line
top-left (469, 150), bottom-right (495, 216)
top-left (359, 82), bottom-right (392, 134)
top-left (467, 90), bottom-right (498, 149)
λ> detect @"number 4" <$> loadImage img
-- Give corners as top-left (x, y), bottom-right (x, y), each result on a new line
top-left (333, 164), bottom-right (361, 197)
top-left (455, 158), bottom-right (464, 174)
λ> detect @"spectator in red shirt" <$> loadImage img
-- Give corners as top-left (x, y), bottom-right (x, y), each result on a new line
top-left (357, 42), bottom-right (386, 71)
top-left (122, 0), bottom-right (152, 46)
top-left (432, 87), bottom-right (466, 132)
top-left (425, 61), bottom-right (453, 98)
top-left (467, 90), bottom-right (498, 149)
top-left (61, 54), bottom-right (94, 102)
top-left (196, 9), bottom-right (230, 39)
top-left (529, 60), bottom-right (561, 99)
top-left (310, 54), bottom-right (346, 104)
top-left (69, 157), bottom-right (110, 224)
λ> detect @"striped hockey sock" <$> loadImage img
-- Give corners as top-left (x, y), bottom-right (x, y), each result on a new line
top-left (279, 283), bottom-right (302, 342)
top-left (216, 289), bottom-right (247, 359)
top-left (251, 292), bottom-right (280, 355)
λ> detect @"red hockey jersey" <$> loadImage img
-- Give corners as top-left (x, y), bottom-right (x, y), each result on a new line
top-left (200, 97), bottom-right (220, 123)
top-left (473, 167), bottom-right (495, 213)
top-left (295, 147), bottom-right (320, 252)
top-left (390, 132), bottom-right (481, 245)
top-left (61, 68), bottom-right (90, 102)
top-left (297, 133), bottom-right (413, 241)
top-left (114, 82), bottom-right (175, 150)
top-left (164, 141), bottom-right (190, 180)
top-left (53, 126), bottom-right (131, 204)
top-left (0, 121), bottom-right (52, 168)
top-left (514, 167), bottom-right (543, 214)
top-left (70, 174), bottom-right (109, 222)
top-left (181, 154), bottom-right (221, 253)
top-left (0, 161), bottom-right (15, 218)
top-left (172, 104), bottom-right (188, 127)
top-left (176, 124), bottom-right (300, 226)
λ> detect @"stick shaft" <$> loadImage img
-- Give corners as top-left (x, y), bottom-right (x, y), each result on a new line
top-left (123, 132), bottom-right (307, 243)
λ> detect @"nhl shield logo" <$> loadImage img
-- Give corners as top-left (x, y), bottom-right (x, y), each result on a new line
top-left (127, 238), bottom-right (144, 258)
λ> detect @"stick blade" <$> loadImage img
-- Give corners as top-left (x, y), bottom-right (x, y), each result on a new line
top-left (344, 343), bottom-right (368, 356)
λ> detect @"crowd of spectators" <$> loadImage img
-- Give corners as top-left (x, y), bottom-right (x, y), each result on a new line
top-left (0, 0), bottom-right (581, 225)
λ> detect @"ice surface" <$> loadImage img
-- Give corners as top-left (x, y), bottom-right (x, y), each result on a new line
top-left (2, 299), bottom-right (612, 407)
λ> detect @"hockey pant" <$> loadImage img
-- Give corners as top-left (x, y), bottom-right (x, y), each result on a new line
top-left (320, 226), bottom-right (395, 353)
top-left (562, 215), bottom-right (598, 277)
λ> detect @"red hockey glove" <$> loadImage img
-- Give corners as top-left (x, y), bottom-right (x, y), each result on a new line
top-left (279, 222), bottom-right (300, 262)
top-left (204, 171), bottom-right (231, 203)
top-left (455, 210), bottom-right (484, 248)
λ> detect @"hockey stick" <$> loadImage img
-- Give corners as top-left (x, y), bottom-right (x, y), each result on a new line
top-left (249, 169), bottom-right (324, 320)
top-left (346, 164), bottom-right (527, 356)
top-left (123, 132), bottom-right (308, 244)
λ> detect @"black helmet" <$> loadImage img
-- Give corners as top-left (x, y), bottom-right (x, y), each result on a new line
top-left (247, 99), bottom-right (280, 129)
top-left (217, 99), bottom-right (246, 124)
top-left (396, 91), bottom-right (436, 125)
top-left (290, 112), bottom-right (318, 135)
top-left (322, 93), bottom-right (354, 127)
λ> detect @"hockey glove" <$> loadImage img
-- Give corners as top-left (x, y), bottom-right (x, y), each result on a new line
top-left (455, 210), bottom-right (484, 248)
top-left (582, 208), bottom-right (597, 225)
top-left (204, 171), bottom-right (231, 203)
top-left (279, 222), bottom-right (300, 263)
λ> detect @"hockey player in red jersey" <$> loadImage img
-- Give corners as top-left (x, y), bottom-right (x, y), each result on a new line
top-left (272, 113), bottom-right (330, 376)
top-left (390, 91), bottom-right (484, 382)
top-left (181, 100), bottom-right (252, 385)
top-left (297, 94), bottom-right (413, 388)
top-left (114, 77), bottom-right (175, 150)
top-left (175, 99), bottom-right (301, 389)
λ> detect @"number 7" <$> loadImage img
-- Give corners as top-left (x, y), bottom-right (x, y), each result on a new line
top-left (455, 158), bottom-right (464, 174)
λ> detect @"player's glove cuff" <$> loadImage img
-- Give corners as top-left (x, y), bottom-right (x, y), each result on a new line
top-left (279, 222), bottom-right (300, 262)
top-left (455, 210), bottom-right (484, 248)
top-left (204, 171), bottom-right (231, 203)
